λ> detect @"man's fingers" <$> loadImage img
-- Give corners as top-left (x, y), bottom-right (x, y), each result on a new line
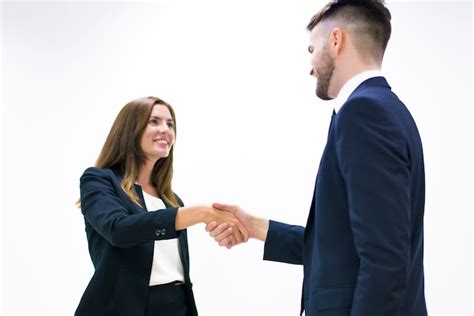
top-left (209, 223), bottom-right (230, 237)
top-left (226, 238), bottom-right (238, 249)
top-left (205, 221), bottom-right (218, 232)
top-left (214, 227), bottom-right (233, 242)
top-left (219, 237), bottom-right (231, 247)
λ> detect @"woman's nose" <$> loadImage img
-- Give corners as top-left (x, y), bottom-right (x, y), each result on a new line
top-left (158, 123), bottom-right (170, 133)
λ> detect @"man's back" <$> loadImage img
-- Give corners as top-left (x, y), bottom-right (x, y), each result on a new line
top-left (301, 76), bottom-right (427, 315)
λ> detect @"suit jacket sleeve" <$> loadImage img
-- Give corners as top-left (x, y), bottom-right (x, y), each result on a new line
top-left (263, 220), bottom-right (304, 265)
top-left (80, 167), bottom-right (180, 248)
top-left (335, 97), bottom-right (410, 315)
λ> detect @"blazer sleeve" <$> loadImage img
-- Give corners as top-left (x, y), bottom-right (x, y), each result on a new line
top-left (80, 167), bottom-right (180, 248)
top-left (335, 97), bottom-right (410, 315)
top-left (263, 220), bottom-right (304, 265)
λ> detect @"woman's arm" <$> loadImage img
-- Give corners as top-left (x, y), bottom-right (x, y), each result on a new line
top-left (80, 167), bottom-right (248, 247)
top-left (176, 206), bottom-right (248, 244)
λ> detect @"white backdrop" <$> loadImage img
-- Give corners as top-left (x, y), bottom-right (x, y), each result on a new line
top-left (1, 0), bottom-right (472, 315)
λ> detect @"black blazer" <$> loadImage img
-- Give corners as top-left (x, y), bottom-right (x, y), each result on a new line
top-left (75, 167), bottom-right (198, 316)
top-left (263, 77), bottom-right (427, 316)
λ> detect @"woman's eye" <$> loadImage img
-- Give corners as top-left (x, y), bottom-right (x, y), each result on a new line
top-left (149, 119), bottom-right (159, 125)
top-left (167, 122), bottom-right (174, 128)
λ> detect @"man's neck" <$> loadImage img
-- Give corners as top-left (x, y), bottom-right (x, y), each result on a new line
top-left (333, 69), bottom-right (384, 113)
top-left (333, 63), bottom-right (380, 98)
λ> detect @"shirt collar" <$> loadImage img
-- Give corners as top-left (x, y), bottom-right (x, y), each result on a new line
top-left (334, 70), bottom-right (384, 113)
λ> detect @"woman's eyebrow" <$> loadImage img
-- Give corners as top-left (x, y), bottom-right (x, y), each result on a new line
top-left (150, 115), bottom-right (172, 121)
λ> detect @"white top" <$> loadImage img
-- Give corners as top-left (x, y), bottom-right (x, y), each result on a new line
top-left (334, 70), bottom-right (384, 113)
top-left (142, 191), bottom-right (185, 286)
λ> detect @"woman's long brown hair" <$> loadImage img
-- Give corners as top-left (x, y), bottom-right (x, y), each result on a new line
top-left (92, 96), bottom-right (179, 208)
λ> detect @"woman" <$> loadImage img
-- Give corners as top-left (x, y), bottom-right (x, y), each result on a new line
top-left (75, 96), bottom-right (246, 316)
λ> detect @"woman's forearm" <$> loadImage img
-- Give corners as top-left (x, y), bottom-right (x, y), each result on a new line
top-left (175, 205), bottom-right (210, 230)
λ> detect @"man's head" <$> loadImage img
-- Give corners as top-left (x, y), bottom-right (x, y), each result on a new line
top-left (307, 0), bottom-right (391, 100)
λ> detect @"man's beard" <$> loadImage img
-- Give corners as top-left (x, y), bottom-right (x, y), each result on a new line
top-left (315, 47), bottom-right (335, 101)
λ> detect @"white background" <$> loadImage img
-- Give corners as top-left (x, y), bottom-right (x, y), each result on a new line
top-left (1, 0), bottom-right (473, 315)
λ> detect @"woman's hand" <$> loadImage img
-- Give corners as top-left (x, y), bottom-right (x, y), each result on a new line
top-left (205, 203), bottom-right (269, 249)
top-left (203, 206), bottom-right (250, 245)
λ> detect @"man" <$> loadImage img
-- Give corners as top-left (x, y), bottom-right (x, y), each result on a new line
top-left (208, 0), bottom-right (427, 315)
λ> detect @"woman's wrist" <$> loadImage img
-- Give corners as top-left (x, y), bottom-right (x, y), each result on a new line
top-left (196, 205), bottom-right (212, 223)
top-left (176, 205), bottom-right (212, 230)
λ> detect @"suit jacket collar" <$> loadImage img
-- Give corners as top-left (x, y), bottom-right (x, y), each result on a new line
top-left (109, 166), bottom-right (174, 208)
top-left (334, 70), bottom-right (385, 113)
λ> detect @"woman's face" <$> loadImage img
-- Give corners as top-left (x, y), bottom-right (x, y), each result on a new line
top-left (140, 104), bottom-right (176, 162)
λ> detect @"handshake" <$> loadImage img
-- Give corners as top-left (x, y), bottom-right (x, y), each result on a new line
top-left (202, 203), bottom-right (269, 249)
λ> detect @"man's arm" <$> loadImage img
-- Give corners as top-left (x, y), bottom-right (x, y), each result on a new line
top-left (336, 97), bottom-right (411, 315)
top-left (207, 203), bottom-right (304, 265)
top-left (263, 220), bottom-right (304, 265)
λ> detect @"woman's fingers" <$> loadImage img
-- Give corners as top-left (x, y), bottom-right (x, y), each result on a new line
top-left (240, 224), bottom-right (250, 242)
top-left (212, 203), bottom-right (237, 213)
top-left (231, 218), bottom-right (249, 243)
top-left (232, 224), bottom-right (244, 244)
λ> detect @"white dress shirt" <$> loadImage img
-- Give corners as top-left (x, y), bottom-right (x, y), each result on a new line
top-left (142, 191), bottom-right (185, 286)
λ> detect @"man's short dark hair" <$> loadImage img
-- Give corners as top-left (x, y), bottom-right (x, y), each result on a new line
top-left (307, 0), bottom-right (392, 64)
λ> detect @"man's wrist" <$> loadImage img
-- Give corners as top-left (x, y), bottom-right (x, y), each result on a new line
top-left (251, 217), bottom-right (269, 241)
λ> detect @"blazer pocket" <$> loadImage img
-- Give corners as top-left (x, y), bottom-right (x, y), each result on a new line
top-left (315, 285), bottom-right (354, 311)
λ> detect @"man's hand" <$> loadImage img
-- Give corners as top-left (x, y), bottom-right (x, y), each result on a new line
top-left (204, 204), bottom-right (250, 245)
top-left (205, 203), bottom-right (269, 248)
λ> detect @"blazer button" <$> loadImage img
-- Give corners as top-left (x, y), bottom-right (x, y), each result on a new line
top-left (161, 228), bottom-right (167, 236)
top-left (155, 229), bottom-right (161, 236)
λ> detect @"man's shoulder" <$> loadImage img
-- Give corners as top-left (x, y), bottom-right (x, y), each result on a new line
top-left (342, 78), bottom-right (402, 115)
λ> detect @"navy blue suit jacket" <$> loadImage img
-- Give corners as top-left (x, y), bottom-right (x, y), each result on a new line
top-left (75, 167), bottom-right (198, 316)
top-left (263, 77), bottom-right (427, 316)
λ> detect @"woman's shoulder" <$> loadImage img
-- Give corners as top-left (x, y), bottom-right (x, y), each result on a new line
top-left (82, 166), bottom-right (111, 176)
top-left (80, 166), bottom-right (122, 183)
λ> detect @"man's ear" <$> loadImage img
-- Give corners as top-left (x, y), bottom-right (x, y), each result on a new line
top-left (328, 27), bottom-right (344, 57)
